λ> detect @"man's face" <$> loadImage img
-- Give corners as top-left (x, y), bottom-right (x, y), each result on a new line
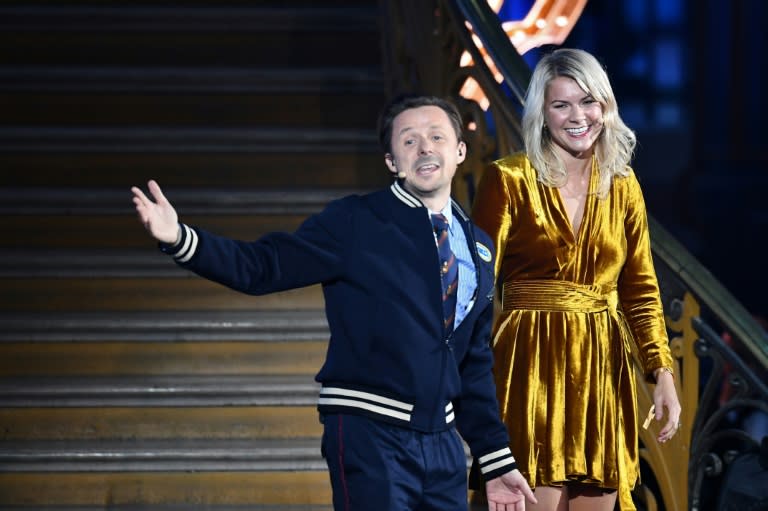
top-left (385, 105), bottom-right (466, 203)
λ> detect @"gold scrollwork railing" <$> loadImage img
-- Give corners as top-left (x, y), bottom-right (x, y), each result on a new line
top-left (378, 1), bottom-right (768, 510)
top-left (649, 218), bottom-right (768, 511)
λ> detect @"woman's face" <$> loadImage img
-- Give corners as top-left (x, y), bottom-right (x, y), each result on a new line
top-left (543, 76), bottom-right (604, 159)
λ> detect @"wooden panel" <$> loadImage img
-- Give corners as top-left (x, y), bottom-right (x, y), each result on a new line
top-left (0, 278), bottom-right (324, 311)
top-left (0, 407), bottom-right (322, 440)
top-left (0, 341), bottom-right (326, 376)
top-left (0, 471), bottom-right (332, 506)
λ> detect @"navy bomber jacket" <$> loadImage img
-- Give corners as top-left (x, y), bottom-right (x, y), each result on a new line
top-left (160, 180), bottom-right (517, 480)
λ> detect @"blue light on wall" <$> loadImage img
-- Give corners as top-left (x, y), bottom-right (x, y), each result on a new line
top-left (654, 102), bottom-right (682, 126)
top-left (624, 51), bottom-right (649, 78)
top-left (654, 0), bottom-right (683, 25)
top-left (653, 40), bottom-right (682, 89)
top-left (625, 0), bottom-right (648, 31)
top-left (621, 101), bottom-right (648, 130)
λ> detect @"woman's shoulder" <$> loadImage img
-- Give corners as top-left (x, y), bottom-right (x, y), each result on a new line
top-left (489, 151), bottom-right (535, 181)
top-left (608, 166), bottom-right (650, 208)
top-left (493, 151), bottom-right (530, 170)
top-left (610, 166), bottom-right (641, 191)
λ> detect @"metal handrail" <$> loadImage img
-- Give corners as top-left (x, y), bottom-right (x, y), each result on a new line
top-left (449, 0), bottom-right (531, 104)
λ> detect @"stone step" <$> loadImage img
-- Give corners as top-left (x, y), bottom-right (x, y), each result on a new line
top-left (0, 70), bottom-right (384, 129)
top-left (0, 125), bottom-right (378, 154)
top-left (0, 66), bottom-right (384, 95)
top-left (0, 374), bottom-right (319, 407)
top-left (0, 187), bottom-right (359, 216)
top-left (0, 406), bottom-right (322, 441)
top-left (0, 277), bottom-right (324, 312)
top-left (0, 91), bottom-right (383, 129)
top-left (0, 471), bottom-right (333, 508)
top-left (0, 310), bottom-right (329, 341)
top-left (0, 187), bottom-right (370, 251)
top-left (0, 151), bottom-right (389, 189)
top-left (0, 438), bottom-right (326, 472)
top-left (0, 214), bottom-right (310, 250)
top-left (0, 310), bottom-right (328, 377)
top-left (0, 340), bottom-right (326, 377)
top-left (0, 6), bottom-right (379, 68)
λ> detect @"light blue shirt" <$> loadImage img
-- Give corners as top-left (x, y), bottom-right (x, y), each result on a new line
top-left (431, 205), bottom-right (477, 329)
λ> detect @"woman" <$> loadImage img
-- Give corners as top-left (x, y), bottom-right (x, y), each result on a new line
top-left (471, 48), bottom-right (681, 511)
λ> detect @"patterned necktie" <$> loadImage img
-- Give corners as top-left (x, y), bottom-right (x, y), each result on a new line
top-left (431, 213), bottom-right (458, 334)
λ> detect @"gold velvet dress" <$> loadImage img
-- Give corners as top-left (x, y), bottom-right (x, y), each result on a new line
top-left (471, 152), bottom-right (674, 510)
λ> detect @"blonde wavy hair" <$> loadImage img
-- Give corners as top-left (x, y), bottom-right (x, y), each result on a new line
top-left (522, 48), bottom-right (636, 198)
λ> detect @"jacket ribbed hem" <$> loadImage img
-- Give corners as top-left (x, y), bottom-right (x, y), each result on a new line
top-left (317, 385), bottom-right (456, 429)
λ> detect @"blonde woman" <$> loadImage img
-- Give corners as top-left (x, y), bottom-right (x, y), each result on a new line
top-left (472, 48), bottom-right (681, 511)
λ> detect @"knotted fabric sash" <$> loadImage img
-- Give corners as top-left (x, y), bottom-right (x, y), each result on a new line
top-left (499, 278), bottom-right (634, 367)
top-left (502, 279), bottom-right (618, 314)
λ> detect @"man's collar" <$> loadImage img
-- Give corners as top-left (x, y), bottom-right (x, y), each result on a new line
top-left (390, 180), bottom-right (422, 208)
top-left (390, 180), bottom-right (452, 216)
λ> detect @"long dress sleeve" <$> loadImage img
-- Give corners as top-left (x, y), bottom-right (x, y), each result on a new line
top-left (617, 173), bottom-right (675, 378)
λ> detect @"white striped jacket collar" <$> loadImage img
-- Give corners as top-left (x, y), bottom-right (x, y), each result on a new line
top-left (389, 180), bottom-right (469, 223)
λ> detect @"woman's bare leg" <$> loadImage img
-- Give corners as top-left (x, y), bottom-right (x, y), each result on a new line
top-left (568, 484), bottom-right (617, 511)
top-left (527, 485), bottom-right (568, 511)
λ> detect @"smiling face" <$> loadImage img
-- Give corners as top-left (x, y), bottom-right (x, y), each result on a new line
top-left (544, 76), bottom-right (604, 160)
top-left (384, 105), bottom-right (466, 211)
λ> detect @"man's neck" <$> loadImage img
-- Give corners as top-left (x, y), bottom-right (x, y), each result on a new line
top-left (397, 180), bottom-right (451, 213)
top-left (422, 195), bottom-right (451, 214)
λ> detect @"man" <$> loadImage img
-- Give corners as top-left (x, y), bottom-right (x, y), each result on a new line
top-left (131, 95), bottom-right (536, 511)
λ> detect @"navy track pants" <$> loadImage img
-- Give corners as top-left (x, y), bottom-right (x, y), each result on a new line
top-left (321, 413), bottom-right (468, 511)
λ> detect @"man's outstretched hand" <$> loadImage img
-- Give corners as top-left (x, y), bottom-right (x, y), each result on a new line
top-left (486, 469), bottom-right (537, 511)
top-left (131, 180), bottom-right (180, 244)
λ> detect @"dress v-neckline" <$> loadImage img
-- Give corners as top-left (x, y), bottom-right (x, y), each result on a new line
top-left (553, 158), bottom-right (596, 244)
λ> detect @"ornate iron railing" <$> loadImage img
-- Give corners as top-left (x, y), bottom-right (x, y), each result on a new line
top-left (378, 1), bottom-right (768, 510)
top-left (649, 219), bottom-right (767, 511)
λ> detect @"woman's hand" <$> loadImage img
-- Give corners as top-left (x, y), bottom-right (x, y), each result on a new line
top-left (653, 368), bottom-right (682, 443)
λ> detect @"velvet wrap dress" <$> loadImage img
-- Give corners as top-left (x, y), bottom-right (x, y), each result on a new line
top-left (471, 152), bottom-right (674, 510)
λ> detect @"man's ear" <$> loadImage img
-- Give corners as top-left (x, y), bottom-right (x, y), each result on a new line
top-left (457, 141), bottom-right (467, 164)
top-left (384, 154), bottom-right (397, 175)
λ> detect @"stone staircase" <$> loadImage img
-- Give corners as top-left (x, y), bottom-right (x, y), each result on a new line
top-left (0, 1), bottom-right (388, 508)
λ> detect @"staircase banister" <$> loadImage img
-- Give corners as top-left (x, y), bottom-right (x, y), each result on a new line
top-left (650, 216), bottom-right (768, 366)
top-left (449, 0), bottom-right (531, 105)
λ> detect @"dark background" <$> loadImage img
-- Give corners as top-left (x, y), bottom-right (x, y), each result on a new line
top-left (501, 0), bottom-right (767, 319)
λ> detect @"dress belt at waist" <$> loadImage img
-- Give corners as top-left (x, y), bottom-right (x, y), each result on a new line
top-left (502, 279), bottom-right (618, 313)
